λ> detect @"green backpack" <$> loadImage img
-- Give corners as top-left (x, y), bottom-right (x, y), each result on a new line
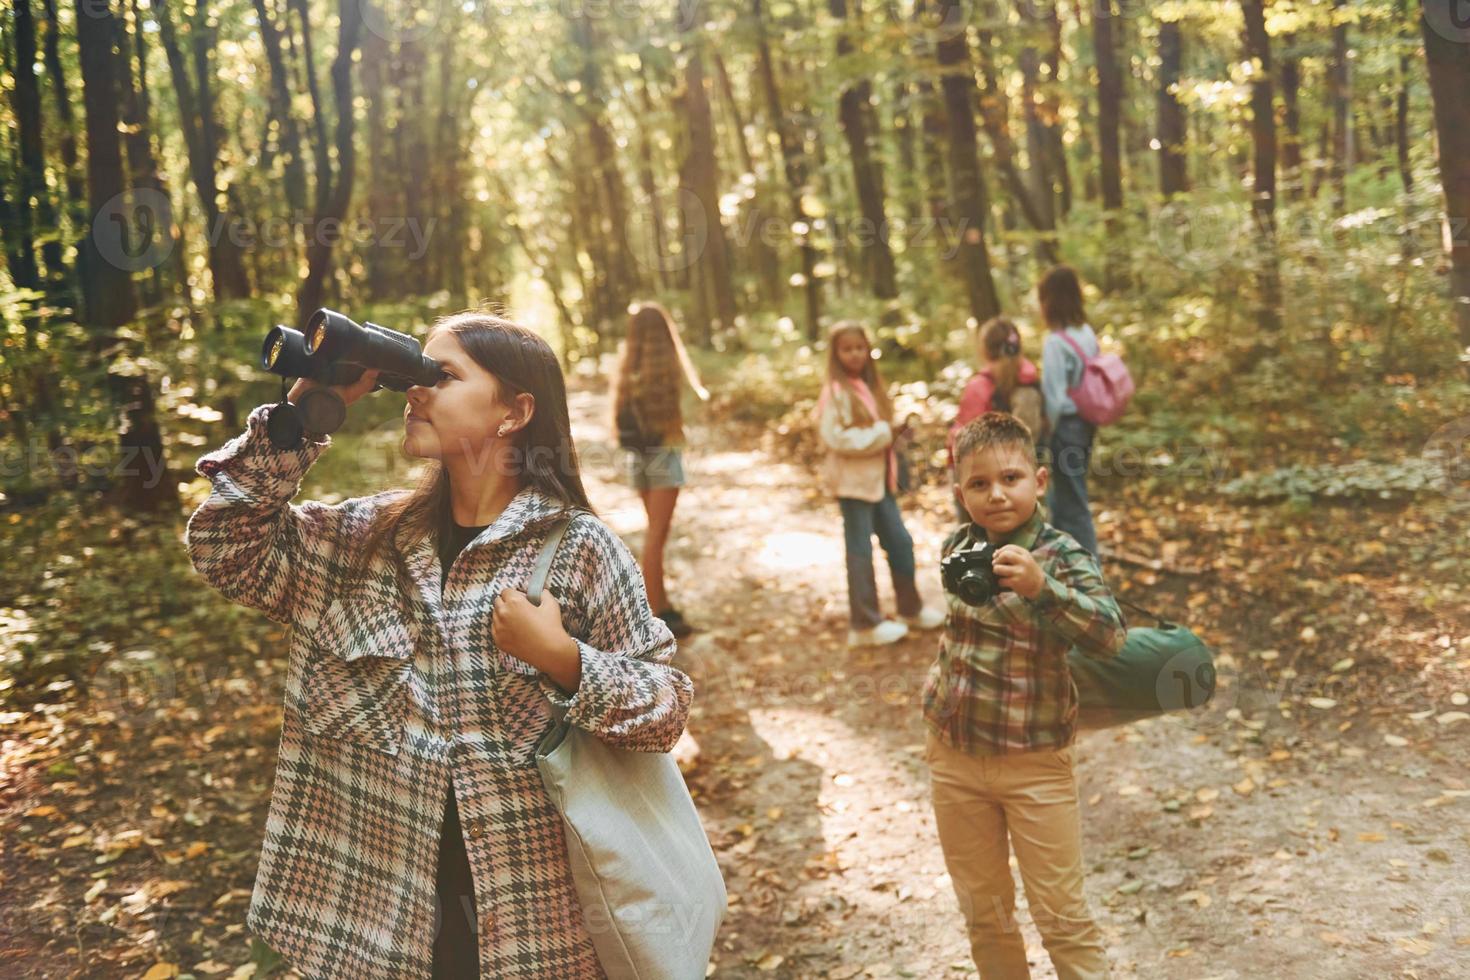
top-left (1070, 599), bottom-right (1217, 731)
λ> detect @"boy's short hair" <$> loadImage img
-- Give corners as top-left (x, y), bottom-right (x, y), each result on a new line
top-left (954, 412), bottom-right (1038, 470)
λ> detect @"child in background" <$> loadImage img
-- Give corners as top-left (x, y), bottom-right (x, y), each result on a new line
top-left (947, 317), bottom-right (1044, 520)
top-left (611, 301), bottom-right (711, 637)
top-left (1038, 265), bottom-right (1102, 557)
top-left (924, 412), bottom-right (1125, 980)
top-left (817, 320), bottom-right (945, 647)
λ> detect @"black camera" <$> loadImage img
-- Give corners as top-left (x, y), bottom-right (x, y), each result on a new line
top-left (260, 308), bottom-right (444, 392)
top-left (941, 537), bottom-right (1007, 606)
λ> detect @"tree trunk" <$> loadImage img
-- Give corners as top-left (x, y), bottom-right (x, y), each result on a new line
top-left (250, 0), bottom-right (308, 214)
top-left (434, 28), bottom-right (469, 307)
top-left (296, 0), bottom-right (362, 323)
top-left (677, 16), bottom-right (739, 345)
top-left (1241, 0), bottom-right (1282, 334)
top-left (154, 0), bottom-right (250, 300)
top-left (12, 0), bottom-right (55, 291)
top-left (713, 48), bottom-right (783, 306)
top-left (975, 25), bottom-right (1058, 264)
top-left (76, 1), bottom-right (174, 511)
top-left (36, 0), bottom-right (84, 313)
top-left (934, 0), bottom-right (1001, 323)
top-left (1043, 1), bottom-right (1072, 217)
top-left (1093, 0), bottom-right (1125, 289)
top-left (572, 11), bottom-right (641, 319)
top-left (1394, 0), bottom-right (1413, 194)
top-left (1156, 16), bottom-right (1188, 197)
top-left (1280, 34), bottom-right (1303, 199)
top-left (829, 0), bottom-right (897, 302)
top-left (1421, 1), bottom-right (1470, 357)
top-left (634, 65), bottom-right (671, 295)
top-left (74, 0), bottom-right (137, 329)
top-left (753, 0), bottom-right (821, 340)
top-left (1330, 0), bottom-right (1351, 212)
top-left (115, 0), bottom-right (181, 304)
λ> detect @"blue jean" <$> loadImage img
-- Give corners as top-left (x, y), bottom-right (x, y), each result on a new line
top-left (839, 493), bottom-right (923, 629)
top-left (1047, 414), bottom-right (1098, 557)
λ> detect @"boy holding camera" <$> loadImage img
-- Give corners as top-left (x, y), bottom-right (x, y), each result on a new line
top-left (923, 412), bottom-right (1126, 980)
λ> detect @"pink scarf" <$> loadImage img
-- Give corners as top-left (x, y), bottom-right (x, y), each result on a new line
top-left (817, 377), bottom-right (898, 495)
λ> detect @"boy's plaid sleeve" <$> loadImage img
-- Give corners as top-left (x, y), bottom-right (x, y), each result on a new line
top-left (1028, 540), bottom-right (1127, 659)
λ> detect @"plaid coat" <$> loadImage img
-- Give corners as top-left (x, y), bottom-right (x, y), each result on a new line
top-left (186, 403), bottom-right (693, 978)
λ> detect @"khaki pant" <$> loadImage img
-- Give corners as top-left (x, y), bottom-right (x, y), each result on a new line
top-left (925, 730), bottom-right (1109, 980)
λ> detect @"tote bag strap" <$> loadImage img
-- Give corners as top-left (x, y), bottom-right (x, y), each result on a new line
top-left (527, 516), bottom-right (573, 607)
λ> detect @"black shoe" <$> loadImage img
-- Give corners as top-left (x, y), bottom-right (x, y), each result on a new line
top-left (656, 608), bottom-right (695, 639)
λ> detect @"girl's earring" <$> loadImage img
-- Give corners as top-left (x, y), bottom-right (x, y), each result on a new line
top-left (497, 423), bottom-right (510, 437)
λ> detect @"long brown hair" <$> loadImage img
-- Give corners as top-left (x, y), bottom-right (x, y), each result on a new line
top-left (823, 320), bottom-right (892, 425)
top-left (354, 311), bottom-right (593, 583)
top-left (978, 317), bottom-right (1023, 405)
top-left (1037, 265), bottom-right (1088, 330)
top-left (611, 301), bottom-right (704, 443)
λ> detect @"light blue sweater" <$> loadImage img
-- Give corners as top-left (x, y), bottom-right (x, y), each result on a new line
top-left (1040, 324), bottom-right (1099, 429)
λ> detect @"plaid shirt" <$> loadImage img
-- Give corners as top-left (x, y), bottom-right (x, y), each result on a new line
top-left (186, 403), bottom-right (692, 978)
top-left (922, 507), bottom-right (1126, 756)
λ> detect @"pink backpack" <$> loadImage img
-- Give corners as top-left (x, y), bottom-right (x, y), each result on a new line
top-left (1059, 330), bottom-right (1134, 426)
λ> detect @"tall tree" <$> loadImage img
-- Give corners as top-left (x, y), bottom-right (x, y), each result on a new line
top-left (249, 0), bottom-right (308, 214)
top-left (933, 0), bottom-right (1001, 323)
top-left (753, 0), bottom-right (821, 340)
top-left (829, 0), bottom-right (897, 302)
top-left (154, 0), bottom-right (251, 300)
top-left (40, 0), bottom-right (86, 266)
top-left (296, 0), bottom-right (363, 322)
top-left (974, 25), bottom-right (1059, 263)
top-left (1092, 0), bottom-right (1126, 288)
top-left (1242, 0), bottom-right (1282, 334)
top-left (1421, 1), bottom-right (1470, 356)
top-left (116, 0), bottom-right (182, 303)
top-left (570, 9), bottom-right (641, 322)
top-left (677, 9), bottom-right (739, 344)
top-left (74, 0), bottom-right (136, 329)
top-left (11, 0), bottom-right (62, 291)
top-left (1329, 0), bottom-right (1351, 211)
top-left (1279, 33), bottom-right (1303, 198)
top-left (1156, 14), bottom-right (1188, 197)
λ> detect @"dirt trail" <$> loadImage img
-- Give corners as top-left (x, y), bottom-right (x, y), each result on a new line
top-left (2, 388), bottom-right (1464, 979)
top-left (567, 387), bottom-right (1470, 980)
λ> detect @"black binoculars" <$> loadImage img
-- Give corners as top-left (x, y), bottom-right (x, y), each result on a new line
top-left (258, 308), bottom-right (444, 447)
top-left (261, 308), bottom-right (444, 392)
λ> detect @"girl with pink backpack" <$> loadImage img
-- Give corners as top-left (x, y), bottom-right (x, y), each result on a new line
top-left (1038, 265), bottom-right (1133, 557)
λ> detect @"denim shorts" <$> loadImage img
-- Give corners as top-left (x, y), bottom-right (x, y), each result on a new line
top-left (625, 446), bottom-right (686, 490)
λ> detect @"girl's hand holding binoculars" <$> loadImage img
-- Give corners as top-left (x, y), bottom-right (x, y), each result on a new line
top-left (287, 368), bottom-right (380, 408)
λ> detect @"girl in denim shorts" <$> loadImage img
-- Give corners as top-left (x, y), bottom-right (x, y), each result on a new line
top-left (611, 301), bottom-right (709, 637)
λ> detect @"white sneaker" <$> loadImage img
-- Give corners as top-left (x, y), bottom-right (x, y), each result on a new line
top-left (847, 620), bottom-right (909, 648)
top-left (902, 607), bottom-right (946, 631)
